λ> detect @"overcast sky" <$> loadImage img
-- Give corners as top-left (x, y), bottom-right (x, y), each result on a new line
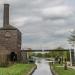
top-left (0, 0), bottom-right (75, 49)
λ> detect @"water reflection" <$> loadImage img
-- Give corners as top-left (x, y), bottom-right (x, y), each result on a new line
top-left (32, 58), bottom-right (52, 75)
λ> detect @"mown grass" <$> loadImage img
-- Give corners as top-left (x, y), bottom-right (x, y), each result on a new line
top-left (53, 64), bottom-right (75, 75)
top-left (0, 64), bottom-right (36, 75)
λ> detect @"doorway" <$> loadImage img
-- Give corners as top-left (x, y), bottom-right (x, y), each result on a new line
top-left (10, 52), bottom-right (17, 62)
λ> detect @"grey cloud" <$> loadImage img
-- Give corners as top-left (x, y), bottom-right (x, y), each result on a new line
top-left (0, 0), bottom-right (75, 49)
top-left (41, 5), bottom-right (74, 20)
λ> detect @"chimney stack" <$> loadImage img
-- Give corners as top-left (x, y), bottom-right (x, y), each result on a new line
top-left (3, 4), bottom-right (9, 27)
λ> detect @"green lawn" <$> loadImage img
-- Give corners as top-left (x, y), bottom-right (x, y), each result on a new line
top-left (0, 64), bottom-right (36, 75)
top-left (53, 64), bottom-right (75, 75)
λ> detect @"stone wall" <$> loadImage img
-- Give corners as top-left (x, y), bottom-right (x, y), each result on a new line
top-left (0, 4), bottom-right (22, 66)
top-left (21, 51), bottom-right (28, 63)
top-left (0, 29), bottom-right (21, 50)
top-left (0, 49), bottom-right (10, 66)
top-left (0, 29), bottom-right (21, 63)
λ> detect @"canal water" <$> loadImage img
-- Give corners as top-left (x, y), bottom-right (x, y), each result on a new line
top-left (32, 58), bottom-right (52, 75)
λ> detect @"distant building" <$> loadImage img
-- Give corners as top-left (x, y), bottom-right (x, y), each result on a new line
top-left (0, 4), bottom-right (21, 66)
top-left (21, 50), bottom-right (28, 63)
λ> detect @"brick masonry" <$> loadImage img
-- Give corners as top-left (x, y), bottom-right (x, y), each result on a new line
top-left (0, 4), bottom-right (22, 65)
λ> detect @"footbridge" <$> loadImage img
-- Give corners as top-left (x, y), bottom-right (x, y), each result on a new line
top-left (21, 49), bottom-right (69, 52)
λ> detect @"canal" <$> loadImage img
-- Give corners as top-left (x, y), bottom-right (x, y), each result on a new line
top-left (32, 58), bottom-right (53, 75)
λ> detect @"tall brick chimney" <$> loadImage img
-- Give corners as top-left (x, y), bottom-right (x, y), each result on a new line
top-left (3, 4), bottom-right (9, 27)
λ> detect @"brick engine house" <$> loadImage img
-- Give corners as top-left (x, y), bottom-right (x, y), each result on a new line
top-left (0, 4), bottom-right (21, 66)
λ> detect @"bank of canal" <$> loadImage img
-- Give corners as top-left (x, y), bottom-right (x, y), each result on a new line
top-left (32, 58), bottom-right (53, 75)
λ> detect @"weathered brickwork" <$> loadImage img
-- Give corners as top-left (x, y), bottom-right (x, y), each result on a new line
top-left (0, 29), bottom-right (21, 49)
top-left (0, 4), bottom-right (22, 66)
top-left (0, 29), bottom-right (21, 59)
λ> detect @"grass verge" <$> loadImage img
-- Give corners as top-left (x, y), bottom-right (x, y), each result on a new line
top-left (52, 64), bottom-right (75, 75)
top-left (0, 64), bottom-right (36, 75)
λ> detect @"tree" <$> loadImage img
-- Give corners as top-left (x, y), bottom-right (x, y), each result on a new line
top-left (64, 58), bottom-right (67, 70)
top-left (67, 51), bottom-right (70, 61)
top-left (54, 47), bottom-right (64, 57)
top-left (68, 30), bottom-right (75, 48)
top-left (53, 47), bottom-right (70, 64)
top-left (44, 53), bottom-right (51, 58)
top-left (36, 53), bottom-right (42, 57)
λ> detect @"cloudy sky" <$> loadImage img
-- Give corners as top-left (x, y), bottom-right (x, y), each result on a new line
top-left (0, 0), bottom-right (75, 49)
